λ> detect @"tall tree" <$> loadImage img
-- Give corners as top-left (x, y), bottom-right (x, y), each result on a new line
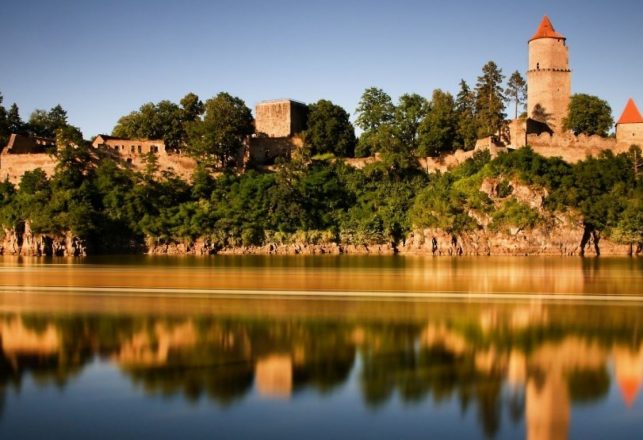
top-left (505, 71), bottom-right (527, 119)
top-left (180, 92), bottom-right (204, 123)
top-left (28, 105), bottom-right (70, 138)
top-left (7, 103), bottom-right (25, 134)
top-left (394, 94), bottom-right (428, 153)
top-left (305, 99), bottom-right (356, 157)
top-left (455, 80), bottom-right (478, 150)
top-left (418, 90), bottom-right (458, 157)
top-left (563, 94), bottom-right (614, 137)
top-left (186, 92), bottom-right (253, 169)
top-left (0, 93), bottom-right (7, 146)
top-left (113, 100), bottom-right (186, 150)
top-left (475, 61), bottom-right (506, 139)
top-left (354, 87), bottom-right (395, 156)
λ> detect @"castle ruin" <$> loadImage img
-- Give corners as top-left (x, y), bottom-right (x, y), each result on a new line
top-left (247, 99), bottom-right (308, 165)
top-left (1, 17), bottom-right (640, 183)
top-left (0, 134), bottom-right (58, 182)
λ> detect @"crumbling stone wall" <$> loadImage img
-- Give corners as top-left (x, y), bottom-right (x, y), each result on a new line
top-left (0, 152), bottom-right (58, 184)
top-left (255, 100), bottom-right (308, 138)
top-left (248, 136), bottom-right (304, 165)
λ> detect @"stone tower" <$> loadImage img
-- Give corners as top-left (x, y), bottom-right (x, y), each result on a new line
top-left (615, 98), bottom-right (643, 146)
top-left (527, 16), bottom-right (571, 132)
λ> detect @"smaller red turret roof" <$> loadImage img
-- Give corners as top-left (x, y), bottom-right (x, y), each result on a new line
top-left (617, 98), bottom-right (643, 124)
top-left (530, 16), bottom-right (565, 41)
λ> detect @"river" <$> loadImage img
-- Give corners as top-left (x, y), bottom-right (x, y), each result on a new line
top-left (0, 256), bottom-right (641, 439)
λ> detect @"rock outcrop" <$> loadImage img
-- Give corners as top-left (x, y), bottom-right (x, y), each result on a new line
top-left (0, 222), bottom-right (86, 256)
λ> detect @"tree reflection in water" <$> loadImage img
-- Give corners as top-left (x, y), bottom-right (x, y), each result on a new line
top-left (0, 300), bottom-right (642, 438)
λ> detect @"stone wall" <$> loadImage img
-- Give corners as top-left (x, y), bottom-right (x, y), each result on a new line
top-left (419, 145), bottom-right (507, 173)
top-left (93, 137), bottom-right (166, 155)
top-left (525, 132), bottom-right (632, 163)
top-left (0, 152), bottom-right (58, 184)
top-left (111, 150), bottom-right (198, 180)
top-left (344, 145), bottom-right (507, 173)
top-left (0, 148), bottom-right (197, 185)
top-left (247, 136), bottom-right (303, 165)
top-left (616, 123), bottom-right (643, 146)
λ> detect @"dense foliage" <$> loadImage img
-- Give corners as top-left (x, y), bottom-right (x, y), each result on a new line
top-left (112, 93), bottom-right (205, 151)
top-left (0, 94), bottom-right (78, 144)
top-left (410, 146), bottom-right (641, 242)
top-left (184, 92), bottom-right (254, 168)
top-left (0, 143), bottom-right (639, 251)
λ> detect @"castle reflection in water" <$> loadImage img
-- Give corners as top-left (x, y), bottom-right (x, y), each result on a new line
top-left (1, 298), bottom-right (641, 440)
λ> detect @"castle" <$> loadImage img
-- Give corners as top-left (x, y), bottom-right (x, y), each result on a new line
top-left (1, 16), bottom-right (641, 183)
top-left (507, 16), bottom-right (642, 159)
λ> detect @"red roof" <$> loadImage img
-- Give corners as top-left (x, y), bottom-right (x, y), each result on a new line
top-left (619, 377), bottom-right (641, 408)
top-left (617, 98), bottom-right (643, 124)
top-left (530, 16), bottom-right (565, 41)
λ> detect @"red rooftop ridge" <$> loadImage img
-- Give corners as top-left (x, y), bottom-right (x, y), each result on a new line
top-left (617, 98), bottom-right (643, 124)
top-left (530, 16), bottom-right (565, 41)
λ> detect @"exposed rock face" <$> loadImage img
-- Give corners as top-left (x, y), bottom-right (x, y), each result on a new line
top-left (145, 237), bottom-right (219, 256)
top-left (398, 225), bottom-right (633, 257)
top-left (0, 222), bottom-right (86, 257)
top-left (144, 230), bottom-right (636, 257)
top-left (395, 177), bottom-right (636, 257)
top-left (146, 240), bottom-right (396, 256)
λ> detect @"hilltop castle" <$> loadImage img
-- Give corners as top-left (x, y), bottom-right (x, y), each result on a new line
top-left (508, 16), bottom-right (642, 155)
top-left (1, 16), bottom-right (641, 183)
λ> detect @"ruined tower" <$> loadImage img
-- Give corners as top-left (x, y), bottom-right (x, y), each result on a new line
top-left (527, 16), bottom-right (571, 132)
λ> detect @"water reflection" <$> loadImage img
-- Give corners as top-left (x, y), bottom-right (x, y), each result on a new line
top-left (1, 299), bottom-right (642, 439)
top-left (0, 255), bottom-right (641, 296)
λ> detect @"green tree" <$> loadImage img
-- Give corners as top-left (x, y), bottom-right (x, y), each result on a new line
top-left (475, 61), bottom-right (506, 139)
top-left (418, 89), bottom-right (458, 157)
top-left (28, 105), bottom-right (70, 138)
top-left (377, 124), bottom-right (418, 173)
top-left (455, 80), bottom-right (478, 150)
top-left (7, 103), bottom-right (25, 134)
top-left (305, 99), bottom-right (356, 157)
top-left (186, 92), bottom-right (253, 169)
top-left (113, 100), bottom-right (186, 151)
top-left (180, 92), bottom-right (204, 122)
top-left (563, 94), bottom-right (614, 137)
top-left (394, 94), bottom-right (429, 153)
top-left (505, 71), bottom-right (527, 119)
top-left (0, 93), bottom-right (7, 146)
top-left (355, 87), bottom-right (395, 156)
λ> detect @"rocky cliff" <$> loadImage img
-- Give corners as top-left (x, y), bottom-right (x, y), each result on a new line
top-left (143, 226), bottom-right (636, 257)
top-left (0, 222), bottom-right (86, 257)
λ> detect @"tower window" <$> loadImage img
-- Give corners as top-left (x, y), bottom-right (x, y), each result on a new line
top-left (536, 62), bottom-right (540, 70)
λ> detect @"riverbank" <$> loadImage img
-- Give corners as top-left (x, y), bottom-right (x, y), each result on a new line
top-left (141, 223), bottom-right (639, 256)
top-left (1, 227), bottom-right (639, 257)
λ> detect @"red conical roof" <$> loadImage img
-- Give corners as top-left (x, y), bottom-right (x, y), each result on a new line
top-left (530, 16), bottom-right (566, 41)
top-left (617, 98), bottom-right (643, 124)
top-left (619, 377), bottom-right (641, 408)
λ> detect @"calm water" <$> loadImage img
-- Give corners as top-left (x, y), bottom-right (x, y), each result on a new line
top-left (0, 256), bottom-right (642, 439)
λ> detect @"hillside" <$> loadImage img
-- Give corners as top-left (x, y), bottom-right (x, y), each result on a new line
top-left (0, 146), bottom-right (641, 257)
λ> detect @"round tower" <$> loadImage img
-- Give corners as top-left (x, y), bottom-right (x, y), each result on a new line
top-left (527, 16), bottom-right (571, 132)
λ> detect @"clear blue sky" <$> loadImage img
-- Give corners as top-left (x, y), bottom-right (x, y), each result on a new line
top-left (1, 0), bottom-right (641, 137)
